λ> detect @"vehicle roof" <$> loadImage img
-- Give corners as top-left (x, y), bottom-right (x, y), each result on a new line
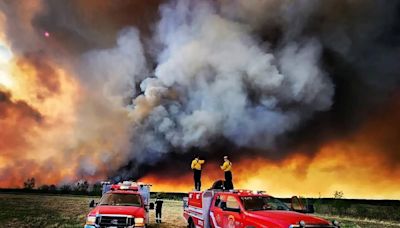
top-left (105, 190), bottom-right (141, 195)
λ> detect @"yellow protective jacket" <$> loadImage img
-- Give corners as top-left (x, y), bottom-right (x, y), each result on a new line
top-left (220, 160), bottom-right (232, 172)
top-left (191, 159), bottom-right (205, 170)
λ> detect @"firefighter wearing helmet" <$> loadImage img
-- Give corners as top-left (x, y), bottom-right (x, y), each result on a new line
top-left (220, 156), bottom-right (234, 190)
top-left (191, 155), bottom-right (205, 191)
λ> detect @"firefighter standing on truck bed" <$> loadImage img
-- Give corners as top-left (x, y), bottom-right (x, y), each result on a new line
top-left (220, 155), bottom-right (234, 190)
top-left (191, 155), bottom-right (205, 191)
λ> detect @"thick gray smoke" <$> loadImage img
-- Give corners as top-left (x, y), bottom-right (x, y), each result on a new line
top-left (123, 0), bottom-right (333, 164)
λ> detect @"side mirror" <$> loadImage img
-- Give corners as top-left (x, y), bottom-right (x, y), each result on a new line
top-left (89, 200), bottom-right (95, 208)
top-left (291, 196), bottom-right (314, 213)
top-left (150, 203), bottom-right (155, 210)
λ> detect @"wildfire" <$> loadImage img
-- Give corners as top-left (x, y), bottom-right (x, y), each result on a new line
top-left (141, 97), bottom-right (400, 199)
top-left (141, 144), bottom-right (400, 199)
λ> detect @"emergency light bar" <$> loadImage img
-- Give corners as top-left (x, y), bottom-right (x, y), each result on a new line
top-left (110, 181), bottom-right (139, 191)
top-left (228, 189), bottom-right (266, 194)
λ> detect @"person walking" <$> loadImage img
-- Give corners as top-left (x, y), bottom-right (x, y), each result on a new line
top-left (191, 155), bottom-right (205, 191)
top-left (155, 197), bottom-right (163, 223)
top-left (220, 156), bottom-right (233, 190)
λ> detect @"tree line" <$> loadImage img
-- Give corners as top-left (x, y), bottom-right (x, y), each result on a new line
top-left (20, 177), bottom-right (103, 196)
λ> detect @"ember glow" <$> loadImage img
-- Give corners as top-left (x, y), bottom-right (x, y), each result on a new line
top-left (0, 0), bottom-right (400, 199)
top-left (142, 143), bottom-right (400, 199)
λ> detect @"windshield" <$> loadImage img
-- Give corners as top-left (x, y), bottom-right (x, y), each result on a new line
top-left (240, 196), bottom-right (290, 211)
top-left (99, 193), bottom-right (142, 206)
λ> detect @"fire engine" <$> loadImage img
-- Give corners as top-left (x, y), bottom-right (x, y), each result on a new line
top-left (84, 181), bottom-right (154, 228)
top-left (183, 182), bottom-right (340, 228)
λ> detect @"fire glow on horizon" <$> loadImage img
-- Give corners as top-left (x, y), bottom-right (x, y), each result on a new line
top-left (141, 145), bottom-right (400, 200)
top-left (140, 105), bottom-right (400, 200)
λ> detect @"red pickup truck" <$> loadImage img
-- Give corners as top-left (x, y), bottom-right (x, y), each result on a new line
top-left (84, 181), bottom-right (153, 228)
top-left (183, 188), bottom-right (340, 228)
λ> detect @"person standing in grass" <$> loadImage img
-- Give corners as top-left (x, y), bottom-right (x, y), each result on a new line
top-left (155, 197), bottom-right (163, 223)
top-left (191, 155), bottom-right (205, 191)
top-left (220, 156), bottom-right (233, 190)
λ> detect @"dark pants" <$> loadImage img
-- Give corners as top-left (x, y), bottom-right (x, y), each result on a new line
top-left (193, 169), bottom-right (201, 191)
top-left (156, 209), bottom-right (162, 223)
top-left (224, 171), bottom-right (233, 190)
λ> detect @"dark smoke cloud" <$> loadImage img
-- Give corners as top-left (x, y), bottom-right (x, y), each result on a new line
top-left (117, 0), bottom-right (400, 179)
top-left (0, 0), bottom-right (163, 53)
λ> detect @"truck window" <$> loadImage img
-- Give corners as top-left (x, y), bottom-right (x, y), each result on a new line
top-left (99, 193), bottom-right (142, 207)
top-left (226, 196), bottom-right (240, 209)
top-left (215, 195), bottom-right (221, 207)
top-left (240, 196), bottom-right (290, 211)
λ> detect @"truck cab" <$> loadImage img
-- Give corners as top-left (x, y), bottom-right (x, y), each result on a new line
top-left (184, 187), bottom-right (340, 228)
top-left (85, 181), bottom-right (153, 228)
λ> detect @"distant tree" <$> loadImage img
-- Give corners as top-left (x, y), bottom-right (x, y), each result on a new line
top-left (334, 190), bottom-right (344, 199)
top-left (23, 177), bottom-right (35, 190)
top-left (49, 184), bottom-right (57, 192)
top-left (39, 184), bottom-right (50, 192)
top-left (75, 180), bottom-right (89, 194)
top-left (60, 184), bottom-right (71, 194)
top-left (332, 190), bottom-right (349, 215)
top-left (91, 182), bottom-right (102, 196)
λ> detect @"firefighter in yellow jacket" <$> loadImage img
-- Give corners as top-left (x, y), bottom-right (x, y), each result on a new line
top-left (191, 155), bottom-right (205, 191)
top-left (220, 156), bottom-right (233, 190)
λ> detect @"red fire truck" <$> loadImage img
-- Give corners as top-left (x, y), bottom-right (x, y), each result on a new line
top-left (183, 185), bottom-right (340, 228)
top-left (84, 181), bottom-right (154, 228)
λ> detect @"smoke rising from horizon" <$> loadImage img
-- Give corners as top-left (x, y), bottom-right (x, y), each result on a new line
top-left (0, 0), bottom-right (400, 194)
top-left (124, 0), bottom-right (333, 164)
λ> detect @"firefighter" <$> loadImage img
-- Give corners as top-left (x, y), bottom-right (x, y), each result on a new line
top-left (220, 155), bottom-right (234, 190)
top-left (155, 197), bottom-right (163, 223)
top-left (191, 155), bottom-right (205, 191)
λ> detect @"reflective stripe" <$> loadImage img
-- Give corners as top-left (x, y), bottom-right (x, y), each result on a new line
top-left (188, 206), bottom-right (203, 214)
top-left (187, 212), bottom-right (204, 220)
top-left (210, 212), bottom-right (221, 228)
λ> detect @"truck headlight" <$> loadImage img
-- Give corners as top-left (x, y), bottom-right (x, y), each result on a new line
top-left (134, 217), bottom-right (144, 226)
top-left (86, 216), bottom-right (96, 225)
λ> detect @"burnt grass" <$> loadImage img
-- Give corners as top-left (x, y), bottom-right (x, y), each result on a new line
top-left (0, 192), bottom-right (400, 227)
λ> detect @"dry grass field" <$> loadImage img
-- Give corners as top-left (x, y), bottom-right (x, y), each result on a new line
top-left (0, 193), bottom-right (399, 228)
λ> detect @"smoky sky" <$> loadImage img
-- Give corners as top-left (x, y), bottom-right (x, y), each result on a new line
top-left (1, 0), bottom-right (400, 182)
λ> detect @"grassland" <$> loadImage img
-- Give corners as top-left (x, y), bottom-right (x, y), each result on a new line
top-left (0, 193), bottom-right (399, 227)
